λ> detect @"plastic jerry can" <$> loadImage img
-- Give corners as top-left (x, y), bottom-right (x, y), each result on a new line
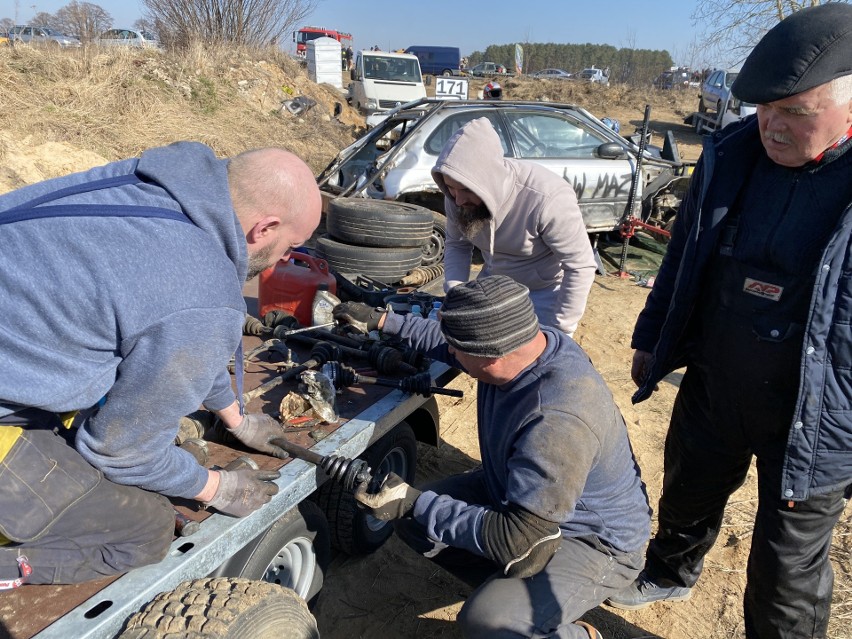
top-left (258, 253), bottom-right (337, 326)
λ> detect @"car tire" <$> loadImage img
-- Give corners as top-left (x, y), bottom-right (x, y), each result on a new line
top-left (420, 211), bottom-right (446, 267)
top-left (118, 578), bottom-right (319, 639)
top-left (314, 234), bottom-right (423, 283)
top-left (326, 198), bottom-right (433, 248)
top-left (209, 501), bottom-right (330, 607)
top-left (312, 422), bottom-right (417, 555)
top-left (441, 69), bottom-right (452, 76)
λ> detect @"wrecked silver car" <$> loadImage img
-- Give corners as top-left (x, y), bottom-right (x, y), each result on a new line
top-left (317, 98), bottom-right (689, 263)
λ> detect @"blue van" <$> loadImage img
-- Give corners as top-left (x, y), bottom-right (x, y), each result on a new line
top-left (404, 46), bottom-right (461, 76)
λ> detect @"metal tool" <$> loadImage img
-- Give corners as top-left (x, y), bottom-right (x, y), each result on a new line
top-left (273, 322), bottom-right (336, 337)
top-left (269, 437), bottom-right (371, 491)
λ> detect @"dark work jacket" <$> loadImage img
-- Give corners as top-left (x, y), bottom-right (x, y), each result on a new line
top-left (631, 116), bottom-right (852, 500)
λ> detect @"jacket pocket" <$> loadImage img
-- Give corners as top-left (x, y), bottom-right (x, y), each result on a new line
top-left (0, 429), bottom-right (101, 542)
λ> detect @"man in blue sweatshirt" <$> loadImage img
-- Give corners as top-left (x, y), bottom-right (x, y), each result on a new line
top-left (333, 275), bottom-right (651, 639)
top-left (0, 141), bottom-right (322, 586)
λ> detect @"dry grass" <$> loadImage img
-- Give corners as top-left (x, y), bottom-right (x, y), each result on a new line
top-left (0, 42), bottom-right (360, 187)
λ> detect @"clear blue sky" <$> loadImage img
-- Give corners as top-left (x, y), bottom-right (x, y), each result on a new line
top-left (4, 0), bottom-right (703, 65)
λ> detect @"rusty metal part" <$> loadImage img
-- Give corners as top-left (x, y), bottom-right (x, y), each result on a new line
top-left (179, 438), bottom-right (210, 466)
top-left (269, 437), bottom-right (371, 491)
top-left (174, 510), bottom-right (200, 537)
top-left (243, 314), bottom-right (267, 337)
top-left (398, 264), bottom-right (445, 286)
top-left (175, 411), bottom-right (212, 445)
top-left (242, 342), bottom-right (339, 404)
top-left (222, 456), bottom-right (260, 472)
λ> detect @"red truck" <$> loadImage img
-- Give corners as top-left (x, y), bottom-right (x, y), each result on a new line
top-left (293, 26), bottom-right (352, 57)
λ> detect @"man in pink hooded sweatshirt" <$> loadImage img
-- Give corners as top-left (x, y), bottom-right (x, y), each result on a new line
top-left (432, 117), bottom-right (596, 336)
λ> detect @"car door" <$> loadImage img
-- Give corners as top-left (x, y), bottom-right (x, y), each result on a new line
top-left (500, 110), bottom-right (635, 233)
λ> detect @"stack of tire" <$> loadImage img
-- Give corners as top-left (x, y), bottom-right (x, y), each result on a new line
top-left (315, 198), bottom-right (435, 285)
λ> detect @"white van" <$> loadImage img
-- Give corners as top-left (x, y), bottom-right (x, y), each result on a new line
top-left (348, 51), bottom-right (427, 115)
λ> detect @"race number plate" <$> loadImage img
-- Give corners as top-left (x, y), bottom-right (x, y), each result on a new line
top-left (435, 77), bottom-right (469, 100)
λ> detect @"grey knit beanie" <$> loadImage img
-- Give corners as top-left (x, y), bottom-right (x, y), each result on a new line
top-left (440, 275), bottom-right (540, 357)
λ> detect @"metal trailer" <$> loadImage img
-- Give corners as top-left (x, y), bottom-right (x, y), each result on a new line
top-left (1, 287), bottom-right (456, 639)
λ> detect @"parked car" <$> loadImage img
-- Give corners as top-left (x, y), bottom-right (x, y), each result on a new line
top-left (653, 67), bottom-right (695, 90)
top-left (8, 25), bottom-right (81, 48)
top-left (578, 68), bottom-right (609, 85)
top-left (316, 99), bottom-right (688, 265)
top-left (466, 61), bottom-right (508, 77)
top-left (699, 68), bottom-right (739, 113)
top-left (529, 68), bottom-right (573, 80)
top-left (96, 28), bottom-right (161, 49)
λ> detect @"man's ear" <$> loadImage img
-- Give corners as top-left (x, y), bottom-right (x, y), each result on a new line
top-left (246, 216), bottom-right (280, 245)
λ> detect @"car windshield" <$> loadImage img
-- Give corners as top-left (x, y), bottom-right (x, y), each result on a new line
top-left (43, 28), bottom-right (62, 36)
top-left (141, 31), bottom-right (158, 40)
top-left (363, 55), bottom-right (421, 82)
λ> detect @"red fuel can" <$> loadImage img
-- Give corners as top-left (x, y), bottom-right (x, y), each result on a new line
top-left (258, 253), bottom-right (337, 326)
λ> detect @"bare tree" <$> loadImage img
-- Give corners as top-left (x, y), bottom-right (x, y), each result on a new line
top-left (54, 1), bottom-right (112, 42)
top-left (692, 0), bottom-right (849, 66)
top-left (31, 11), bottom-right (57, 28)
top-left (0, 17), bottom-right (14, 32)
top-left (142, 0), bottom-right (319, 48)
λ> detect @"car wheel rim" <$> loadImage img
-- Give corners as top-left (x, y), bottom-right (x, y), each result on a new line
top-left (262, 535), bottom-right (317, 599)
top-left (365, 446), bottom-right (409, 532)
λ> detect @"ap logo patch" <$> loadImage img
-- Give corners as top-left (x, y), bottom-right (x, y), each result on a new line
top-left (743, 277), bottom-right (783, 301)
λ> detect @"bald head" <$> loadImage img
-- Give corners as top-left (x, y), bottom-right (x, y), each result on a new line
top-left (228, 148), bottom-right (322, 280)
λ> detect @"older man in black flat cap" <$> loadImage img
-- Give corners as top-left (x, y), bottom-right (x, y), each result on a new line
top-left (333, 275), bottom-right (651, 639)
top-left (606, 4), bottom-right (852, 637)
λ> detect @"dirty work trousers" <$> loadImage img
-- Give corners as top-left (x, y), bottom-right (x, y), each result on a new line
top-left (644, 367), bottom-right (847, 639)
top-left (394, 469), bottom-right (643, 638)
top-left (0, 426), bottom-right (174, 585)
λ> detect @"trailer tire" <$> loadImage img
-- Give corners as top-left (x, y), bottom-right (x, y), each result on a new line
top-left (210, 501), bottom-right (330, 606)
top-left (326, 198), bottom-right (433, 248)
top-left (312, 421), bottom-right (417, 555)
top-left (315, 234), bottom-right (423, 282)
top-left (118, 578), bottom-right (318, 639)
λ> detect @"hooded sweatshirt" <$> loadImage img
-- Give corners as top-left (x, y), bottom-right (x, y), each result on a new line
top-left (0, 142), bottom-right (247, 499)
top-left (432, 118), bottom-right (596, 334)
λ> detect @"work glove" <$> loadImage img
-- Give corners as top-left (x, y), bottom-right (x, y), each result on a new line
top-left (204, 467), bottom-right (281, 517)
top-left (227, 413), bottom-right (289, 459)
top-left (481, 504), bottom-right (562, 579)
top-left (354, 472), bottom-right (421, 521)
top-left (332, 302), bottom-right (387, 334)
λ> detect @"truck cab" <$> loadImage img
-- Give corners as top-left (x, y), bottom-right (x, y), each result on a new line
top-left (348, 51), bottom-right (427, 115)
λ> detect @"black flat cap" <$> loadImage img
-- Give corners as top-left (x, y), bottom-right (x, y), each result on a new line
top-left (732, 3), bottom-right (852, 104)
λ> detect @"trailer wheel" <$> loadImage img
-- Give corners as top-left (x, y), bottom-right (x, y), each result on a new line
top-left (421, 211), bottom-right (446, 267)
top-left (698, 97), bottom-right (707, 113)
top-left (326, 198), bottom-right (433, 248)
top-left (118, 578), bottom-right (318, 639)
top-left (209, 501), bottom-right (330, 606)
top-left (315, 234), bottom-right (423, 282)
top-left (312, 421), bottom-right (417, 555)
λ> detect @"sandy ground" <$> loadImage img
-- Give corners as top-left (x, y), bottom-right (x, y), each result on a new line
top-left (1, 50), bottom-right (847, 636)
top-left (312, 274), bottom-right (852, 639)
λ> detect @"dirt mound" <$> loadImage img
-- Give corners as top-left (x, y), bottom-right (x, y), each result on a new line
top-left (0, 44), bottom-right (366, 193)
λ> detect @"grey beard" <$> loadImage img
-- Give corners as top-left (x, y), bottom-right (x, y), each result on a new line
top-left (456, 205), bottom-right (491, 240)
top-left (246, 244), bottom-right (275, 281)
